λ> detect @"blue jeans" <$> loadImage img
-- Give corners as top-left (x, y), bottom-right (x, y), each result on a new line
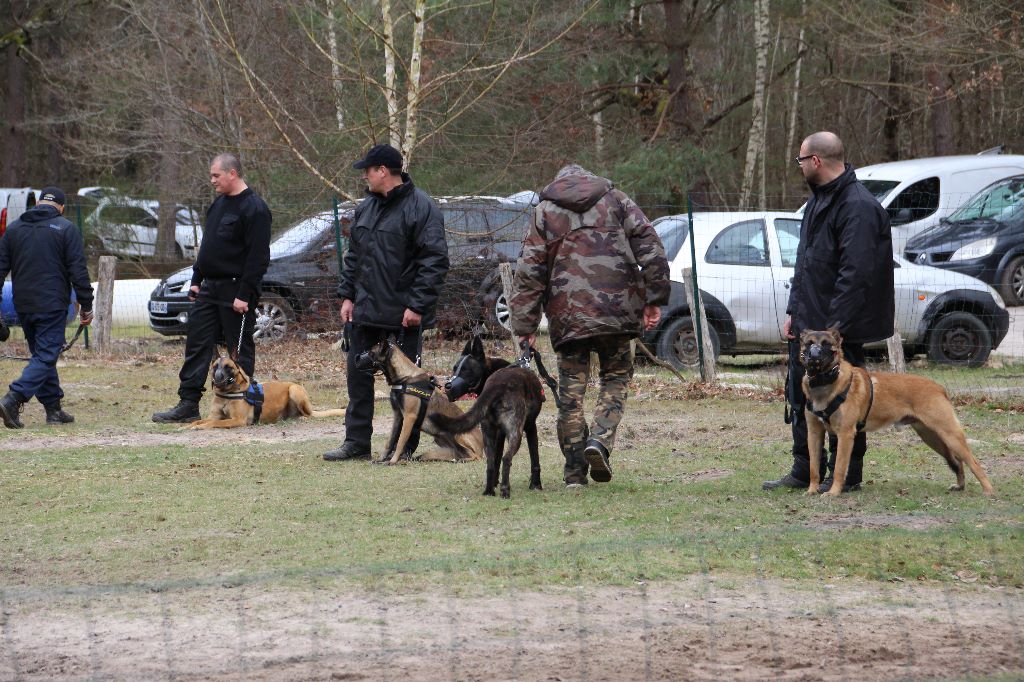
top-left (9, 310), bottom-right (68, 407)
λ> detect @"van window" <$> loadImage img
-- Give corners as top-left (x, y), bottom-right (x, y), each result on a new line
top-left (101, 205), bottom-right (158, 229)
top-left (886, 177), bottom-right (939, 224)
top-left (774, 218), bottom-right (801, 267)
top-left (860, 180), bottom-right (900, 204)
top-left (654, 217), bottom-right (688, 261)
top-left (706, 219), bottom-right (768, 266)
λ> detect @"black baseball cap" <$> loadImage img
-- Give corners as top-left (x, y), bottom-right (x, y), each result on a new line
top-left (352, 144), bottom-right (403, 170)
top-left (39, 186), bottom-right (66, 206)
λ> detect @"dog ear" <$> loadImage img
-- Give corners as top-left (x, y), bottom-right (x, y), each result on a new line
top-left (461, 337), bottom-right (474, 355)
top-left (471, 335), bottom-right (484, 357)
top-left (827, 328), bottom-right (843, 347)
top-left (799, 329), bottom-right (812, 345)
top-left (216, 344), bottom-right (228, 358)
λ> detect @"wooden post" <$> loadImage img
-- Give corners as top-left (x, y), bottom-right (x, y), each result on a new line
top-left (886, 330), bottom-right (907, 373)
top-left (682, 266), bottom-right (717, 384)
top-left (94, 256), bottom-right (117, 351)
top-left (499, 262), bottom-right (517, 345)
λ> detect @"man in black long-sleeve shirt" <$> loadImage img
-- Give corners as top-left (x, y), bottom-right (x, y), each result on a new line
top-left (152, 154), bottom-right (272, 423)
top-left (0, 187), bottom-right (94, 428)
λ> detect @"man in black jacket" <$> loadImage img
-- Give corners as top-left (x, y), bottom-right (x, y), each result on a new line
top-left (153, 153), bottom-right (272, 423)
top-left (324, 144), bottom-right (449, 461)
top-left (763, 132), bottom-right (895, 493)
top-left (0, 187), bottom-right (94, 428)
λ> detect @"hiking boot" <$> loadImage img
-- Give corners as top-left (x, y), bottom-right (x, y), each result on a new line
top-left (323, 442), bottom-right (372, 461)
top-left (817, 477), bottom-right (861, 494)
top-left (583, 439), bottom-right (612, 483)
top-left (0, 391), bottom-right (26, 429)
top-left (44, 403), bottom-right (75, 425)
top-left (761, 473), bottom-right (808, 491)
top-left (152, 399), bottom-right (200, 423)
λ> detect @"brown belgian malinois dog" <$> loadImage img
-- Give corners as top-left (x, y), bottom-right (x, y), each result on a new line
top-left (800, 329), bottom-right (994, 497)
top-left (353, 337), bottom-right (483, 464)
top-left (188, 352), bottom-right (346, 429)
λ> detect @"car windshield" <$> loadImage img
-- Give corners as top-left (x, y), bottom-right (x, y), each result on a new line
top-left (947, 176), bottom-right (1024, 224)
top-left (654, 217), bottom-right (688, 260)
top-left (860, 180), bottom-right (901, 204)
top-left (270, 213), bottom-right (334, 258)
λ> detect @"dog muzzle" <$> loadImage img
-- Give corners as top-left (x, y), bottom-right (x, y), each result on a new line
top-left (353, 351), bottom-right (380, 374)
top-left (212, 365), bottom-right (235, 388)
top-left (444, 376), bottom-right (471, 402)
top-left (803, 343), bottom-right (835, 372)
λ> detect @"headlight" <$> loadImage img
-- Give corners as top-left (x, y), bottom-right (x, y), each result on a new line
top-left (950, 237), bottom-right (996, 262)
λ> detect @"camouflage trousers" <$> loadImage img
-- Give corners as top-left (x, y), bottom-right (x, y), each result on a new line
top-left (556, 335), bottom-right (634, 480)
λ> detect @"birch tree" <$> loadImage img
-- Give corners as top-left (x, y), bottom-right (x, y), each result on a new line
top-left (739, 0), bottom-right (770, 208)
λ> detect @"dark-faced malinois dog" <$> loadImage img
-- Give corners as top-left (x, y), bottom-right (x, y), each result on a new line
top-left (354, 337), bottom-right (483, 464)
top-left (800, 329), bottom-right (995, 497)
top-left (188, 353), bottom-right (346, 429)
top-left (428, 336), bottom-right (544, 499)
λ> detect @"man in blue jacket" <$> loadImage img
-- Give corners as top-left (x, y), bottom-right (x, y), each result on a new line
top-left (0, 187), bottom-right (94, 428)
top-left (324, 144), bottom-right (449, 461)
top-left (763, 132), bottom-right (895, 493)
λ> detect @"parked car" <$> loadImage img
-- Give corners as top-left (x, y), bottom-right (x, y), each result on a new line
top-left (85, 196), bottom-right (203, 259)
top-left (148, 196), bottom-right (533, 340)
top-left (840, 153), bottom-right (1024, 254)
top-left (904, 174), bottom-right (1024, 307)
top-left (644, 212), bottom-right (1009, 368)
top-left (0, 188), bottom-right (37, 239)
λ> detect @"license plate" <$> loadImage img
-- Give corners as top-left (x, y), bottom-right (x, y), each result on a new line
top-left (149, 301), bottom-right (168, 314)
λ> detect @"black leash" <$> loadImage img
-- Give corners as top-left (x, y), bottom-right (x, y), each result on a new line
top-left (0, 323), bottom-right (86, 362)
top-left (516, 340), bottom-right (561, 408)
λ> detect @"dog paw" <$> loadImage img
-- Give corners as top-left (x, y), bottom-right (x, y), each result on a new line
top-left (947, 484), bottom-right (965, 492)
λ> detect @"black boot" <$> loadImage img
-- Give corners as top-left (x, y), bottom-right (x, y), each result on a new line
top-left (152, 399), bottom-right (200, 423)
top-left (0, 391), bottom-right (26, 429)
top-left (44, 402), bottom-right (75, 425)
top-left (762, 473), bottom-right (808, 491)
top-left (583, 438), bottom-right (612, 483)
top-left (323, 442), bottom-right (372, 461)
top-left (563, 443), bottom-right (589, 488)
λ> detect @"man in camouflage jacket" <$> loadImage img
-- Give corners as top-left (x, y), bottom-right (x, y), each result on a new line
top-left (511, 165), bottom-right (670, 486)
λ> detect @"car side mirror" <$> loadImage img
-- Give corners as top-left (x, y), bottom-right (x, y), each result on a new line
top-left (891, 207), bottom-right (913, 225)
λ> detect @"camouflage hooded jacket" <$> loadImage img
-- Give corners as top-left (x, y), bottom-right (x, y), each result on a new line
top-left (510, 167), bottom-right (670, 349)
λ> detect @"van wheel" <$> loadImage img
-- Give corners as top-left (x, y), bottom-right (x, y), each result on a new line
top-left (998, 255), bottom-right (1024, 306)
top-left (656, 316), bottom-right (720, 369)
top-left (926, 312), bottom-right (991, 367)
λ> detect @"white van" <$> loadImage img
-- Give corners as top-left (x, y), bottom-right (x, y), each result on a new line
top-left (0, 188), bottom-right (37, 239)
top-left (854, 154), bottom-right (1024, 252)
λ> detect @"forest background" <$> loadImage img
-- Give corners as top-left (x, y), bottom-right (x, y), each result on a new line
top-left (2, 0), bottom-right (1021, 252)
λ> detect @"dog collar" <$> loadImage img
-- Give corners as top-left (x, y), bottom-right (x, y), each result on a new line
top-left (215, 391), bottom-right (245, 400)
top-left (807, 364), bottom-right (840, 388)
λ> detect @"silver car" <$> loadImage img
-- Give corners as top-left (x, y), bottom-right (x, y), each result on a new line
top-left (645, 212), bottom-right (1010, 367)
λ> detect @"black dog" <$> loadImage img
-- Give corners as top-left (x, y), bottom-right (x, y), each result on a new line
top-left (429, 336), bottom-right (545, 498)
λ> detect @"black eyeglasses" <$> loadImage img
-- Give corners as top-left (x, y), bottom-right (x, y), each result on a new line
top-left (794, 154), bottom-right (816, 166)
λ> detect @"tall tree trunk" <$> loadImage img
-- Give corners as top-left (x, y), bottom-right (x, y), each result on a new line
top-left (926, 64), bottom-right (953, 155)
top-left (401, 0), bottom-right (426, 165)
top-left (883, 52), bottom-right (904, 161)
top-left (326, 0), bottom-right (344, 131)
top-left (662, 0), bottom-right (695, 136)
top-left (740, 0), bottom-right (770, 208)
top-left (1, 0), bottom-right (27, 186)
top-left (782, 2), bottom-right (805, 207)
top-left (380, 0), bottom-right (401, 148)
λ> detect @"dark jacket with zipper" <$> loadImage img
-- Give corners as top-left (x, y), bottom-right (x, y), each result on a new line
top-left (190, 188), bottom-right (272, 305)
top-left (787, 164), bottom-right (895, 344)
top-left (338, 174), bottom-right (449, 329)
top-left (0, 204), bottom-right (94, 313)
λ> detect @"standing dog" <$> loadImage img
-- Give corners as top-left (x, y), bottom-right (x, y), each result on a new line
top-left (353, 338), bottom-right (483, 464)
top-left (428, 336), bottom-right (544, 498)
top-left (188, 354), bottom-right (345, 429)
top-left (800, 329), bottom-right (994, 497)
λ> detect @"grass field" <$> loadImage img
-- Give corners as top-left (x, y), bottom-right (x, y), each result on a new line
top-left (1, 335), bottom-right (1022, 680)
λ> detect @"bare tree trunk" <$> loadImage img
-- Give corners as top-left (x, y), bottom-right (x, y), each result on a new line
top-left (662, 0), bottom-right (695, 136)
top-left (883, 52), bottom-right (904, 161)
top-left (782, 4), bottom-right (805, 207)
top-left (326, 0), bottom-right (344, 131)
top-left (926, 64), bottom-right (954, 155)
top-left (380, 0), bottom-right (401, 148)
top-left (1, 0), bottom-right (27, 186)
top-left (401, 0), bottom-right (426, 164)
top-left (155, 121), bottom-right (182, 262)
top-left (740, 0), bottom-right (770, 208)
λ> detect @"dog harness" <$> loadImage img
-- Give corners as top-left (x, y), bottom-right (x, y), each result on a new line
top-left (390, 378), bottom-right (438, 435)
top-left (214, 382), bottom-right (264, 424)
top-left (810, 367), bottom-right (874, 433)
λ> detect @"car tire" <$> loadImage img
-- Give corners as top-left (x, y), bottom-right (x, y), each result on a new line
top-left (998, 255), bottom-right (1024, 306)
top-left (480, 274), bottom-right (512, 334)
top-left (926, 311), bottom-right (992, 367)
top-left (253, 293), bottom-right (294, 343)
top-left (656, 316), bottom-right (720, 369)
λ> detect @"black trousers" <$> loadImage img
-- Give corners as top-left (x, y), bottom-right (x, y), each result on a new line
top-left (786, 338), bottom-right (866, 485)
top-left (178, 298), bottom-right (256, 403)
top-left (344, 324), bottom-right (423, 452)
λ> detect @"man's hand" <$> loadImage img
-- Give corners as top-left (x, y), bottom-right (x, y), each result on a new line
top-left (80, 309), bottom-right (94, 326)
top-left (402, 308), bottom-right (422, 327)
top-left (783, 314), bottom-right (795, 340)
top-left (232, 298), bottom-right (249, 314)
top-left (518, 334), bottom-right (535, 349)
top-left (642, 304), bottom-right (661, 331)
top-left (187, 285), bottom-right (200, 301)
top-left (340, 299), bottom-right (354, 323)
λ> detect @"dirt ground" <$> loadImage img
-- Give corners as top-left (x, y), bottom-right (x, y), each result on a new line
top-left (2, 576), bottom-right (1021, 681)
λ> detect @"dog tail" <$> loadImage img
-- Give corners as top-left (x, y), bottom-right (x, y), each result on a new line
top-left (428, 387), bottom-right (499, 434)
top-left (310, 409), bottom-right (346, 418)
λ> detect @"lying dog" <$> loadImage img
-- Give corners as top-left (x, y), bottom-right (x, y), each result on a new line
top-left (353, 338), bottom-right (483, 464)
top-left (800, 329), bottom-right (994, 497)
top-left (188, 354), bottom-right (345, 429)
top-left (428, 336), bottom-right (544, 498)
